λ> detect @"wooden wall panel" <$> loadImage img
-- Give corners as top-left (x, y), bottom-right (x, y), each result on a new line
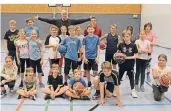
top-left (1, 4), bottom-right (141, 14)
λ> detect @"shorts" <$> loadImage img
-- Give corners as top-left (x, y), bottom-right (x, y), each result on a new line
top-left (84, 59), bottom-right (98, 71)
top-left (30, 59), bottom-right (42, 73)
top-left (106, 82), bottom-right (115, 93)
top-left (48, 85), bottom-right (64, 91)
top-left (49, 59), bottom-right (59, 68)
top-left (105, 53), bottom-right (117, 65)
top-left (78, 53), bottom-right (83, 66)
top-left (64, 58), bottom-right (78, 75)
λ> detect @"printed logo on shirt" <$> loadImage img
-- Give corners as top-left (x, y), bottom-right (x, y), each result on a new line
top-left (123, 47), bottom-right (132, 53)
top-left (67, 40), bottom-right (77, 45)
top-left (9, 35), bottom-right (18, 41)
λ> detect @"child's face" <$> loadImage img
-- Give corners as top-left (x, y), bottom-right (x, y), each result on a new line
top-left (61, 28), bottom-right (67, 34)
top-left (102, 69), bottom-right (112, 77)
top-left (69, 29), bottom-right (76, 36)
top-left (74, 72), bottom-right (81, 81)
top-left (158, 57), bottom-right (167, 66)
top-left (27, 20), bottom-right (34, 28)
top-left (52, 68), bottom-right (59, 75)
top-left (76, 29), bottom-right (81, 35)
top-left (27, 71), bottom-right (34, 80)
top-left (61, 13), bottom-right (68, 21)
top-left (9, 23), bottom-right (16, 29)
top-left (90, 18), bottom-right (97, 27)
top-left (19, 30), bottom-right (26, 39)
top-left (51, 28), bottom-right (58, 36)
top-left (145, 25), bottom-right (151, 31)
top-left (5, 58), bottom-right (13, 67)
top-left (123, 33), bottom-right (131, 42)
top-left (110, 26), bottom-right (117, 33)
top-left (31, 30), bottom-right (37, 39)
top-left (139, 31), bottom-right (146, 39)
top-left (87, 27), bottom-right (95, 34)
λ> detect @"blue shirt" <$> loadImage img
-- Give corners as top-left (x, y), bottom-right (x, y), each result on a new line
top-left (25, 26), bottom-right (40, 37)
top-left (28, 39), bottom-right (42, 60)
top-left (62, 37), bottom-right (81, 61)
top-left (82, 35), bottom-right (100, 59)
top-left (69, 77), bottom-right (87, 87)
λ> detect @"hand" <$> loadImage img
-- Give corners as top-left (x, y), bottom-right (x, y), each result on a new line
top-left (36, 39), bottom-right (42, 44)
top-left (33, 15), bottom-right (39, 20)
top-left (116, 101), bottom-right (123, 107)
top-left (78, 58), bottom-right (81, 62)
top-left (5, 50), bottom-right (9, 55)
top-left (1, 80), bottom-right (6, 85)
top-left (40, 59), bottom-right (43, 65)
top-left (17, 59), bottom-right (20, 65)
top-left (84, 57), bottom-right (89, 64)
top-left (95, 57), bottom-right (99, 64)
top-left (73, 90), bottom-right (78, 95)
top-left (100, 99), bottom-right (105, 105)
top-left (25, 91), bottom-right (30, 97)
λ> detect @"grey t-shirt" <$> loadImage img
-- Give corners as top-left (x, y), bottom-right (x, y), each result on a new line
top-left (24, 78), bottom-right (36, 90)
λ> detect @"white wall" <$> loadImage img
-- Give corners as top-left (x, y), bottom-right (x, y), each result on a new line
top-left (141, 4), bottom-right (171, 48)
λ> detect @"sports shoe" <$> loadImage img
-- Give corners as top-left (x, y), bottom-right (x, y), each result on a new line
top-left (39, 83), bottom-right (45, 88)
top-left (140, 85), bottom-right (145, 92)
top-left (146, 73), bottom-right (151, 83)
top-left (17, 95), bottom-right (22, 99)
top-left (30, 96), bottom-right (36, 101)
top-left (113, 91), bottom-right (117, 97)
top-left (135, 85), bottom-right (140, 92)
top-left (50, 94), bottom-right (55, 100)
top-left (1, 90), bottom-right (7, 95)
top-left (131, 89), bottom-right (138, 98)
top-left (80, 96), bottom-right (90, 100)
top-left (44, 94), bottom-right (51, 100)
top-left (92, 92), bottom-right (100, 100)
top-left (9, 88), bottom-right (14, 93)
top-left (19, 82), bottom-right (23, 88)
top-left (88, 82), bottom-right (92, 90)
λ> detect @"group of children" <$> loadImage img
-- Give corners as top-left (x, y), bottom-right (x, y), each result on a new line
top-left (1, 18), bottom-right (170, 107)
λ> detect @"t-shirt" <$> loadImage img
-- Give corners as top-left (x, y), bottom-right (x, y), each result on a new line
top-left (118, 42), bottom-right (138, 69)
top-left (99, 70), bottom-right (120, 86)
top-left (24, 78), bottom-right (36, 90)
top-left (4, 29), bottom-right (19, 50)
top-left (77, 35), bottom-right (84, 53)
top-left (48, 75), bottom-right (63, 90)
top-left (106, 33), bottom-right (118, 54)
top-left (29, 39), bottom-right (43, 60)
top-left (82, 35), bottom-right (100, 59)
top-left (84, 25), bottom-right (102, 37)
top-left (14, 40), bottom-right (29, 58)
top-left (62, 37), bottom-right (82, 61)
top-left (59, 34), bottom-right (69, 43)
top-left (45, 35), bottom-right (61, 59)
top-left (135, 39), bottom-right (151, 60)
top-left (152, 65), bottom-right (171, 86)
top-left (25, 26), bottom-right (40, 37)
top-left (145, 32), bottom-right (156, 53)
top-left (69, 77), bottom-right (87, 87)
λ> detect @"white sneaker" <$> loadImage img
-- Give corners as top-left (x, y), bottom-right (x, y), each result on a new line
top-left (131, 89), bottom-right (138, 98)
top-left (113, 91), bottom-right (117, 97)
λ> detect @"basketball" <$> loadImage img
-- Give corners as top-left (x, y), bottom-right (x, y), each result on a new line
top-left (113, 52), bottom-right (126, 64)
top-left (100, 42), bottom-right (107, 50)
top-left (73, 82), bottom-right (85, 95)
top-left (58, 45), bottom-right (67, 54)
top-left (159, 73), bottom-right (171, 87)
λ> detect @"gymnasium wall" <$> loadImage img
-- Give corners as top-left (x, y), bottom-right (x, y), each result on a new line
top-left (1, 4), bottom-right (141, 40)
top-left (141, 4), bottom-right (171, 49)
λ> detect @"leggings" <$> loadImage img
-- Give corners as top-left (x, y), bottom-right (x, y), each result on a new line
top-left (0, 76), bottom-right (15, 89)
top-left (20, 58), bottom-right (30, 73)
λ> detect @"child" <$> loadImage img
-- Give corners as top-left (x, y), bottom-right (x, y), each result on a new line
top-left (118, 29), bottom-right (138, 98)
top-left (17, 67), bottom-right (37, 100)
top-left (45, 25), bottom-right (61, 69)
top-left (42, 64), bottom-right (68, 100)
top-left (59, 26), bottom-right (68, 74)
top-left (100, 24), bottom-right (121, 69)
top-left (25, 17), bottom-right (40, 38)
top-left (93, 61), bottom-right (123, 107)
top-left (62, 25), bottom-right (82, 85)
top-left (0, 56), bottom-right (17, 95)
top-left (4, 20), bottom-right (20, 75)
top-left (135, 30), bottom-right (151, 92)
top-left (75, 26), bottom-right (84, 72)
top-left (83, 24), bottom-right (100, 88)
top-left (15, 29), bottom-right (30, 88)
top-left (29, 30), bottom-right (44, 88)
top-left (65, 69), bottom-right (90, 100)
top-left (152, 54), bottom-right (171, 101)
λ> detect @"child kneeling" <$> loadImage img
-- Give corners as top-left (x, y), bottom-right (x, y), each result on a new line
top-left (65, 69), bottom-right (91, 100)
top-left (17, 67), bottom-right (37, 100)
top-left (42, 64), bottom-right (68, 100)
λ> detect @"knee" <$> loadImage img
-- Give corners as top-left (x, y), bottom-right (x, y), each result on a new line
top-left (93, 76), bottom-right (99, 89)
top-left (8, 82), bottom-right (15, 88)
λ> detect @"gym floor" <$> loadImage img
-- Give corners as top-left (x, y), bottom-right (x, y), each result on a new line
top-left (0, 41), bottom-right (171, 111)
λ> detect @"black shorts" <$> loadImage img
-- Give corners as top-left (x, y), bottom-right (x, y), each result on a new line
top-left (105, 53), bottom-right (117, 65)
top-left (20, 58), bottom-right (30, 73)
top-left (30, 59), bottom-right (42, 73)
top-left (106, 82), bottom-right (115, 93)
top-left (49, 59), bottom-right (59, 68)
top-left (84, 59), bottom-right (98, 71)
top-left (78, 53), bottom-right (83, 66)
top-left (64, 58), bottom-right (78, 75)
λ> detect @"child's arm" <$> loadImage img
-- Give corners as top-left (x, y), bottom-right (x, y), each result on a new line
top-left (100, 34), bottom-right (108, 40)
top-left (16, 46), bottom-right (20, 65)
top-left (4, 40), bottom-right (8, 55)
top-left (118, 35), bottom-right (121, 44)
top-left (152, 68), bottom-right (160, 79)
top-left (115, 85), bottom-right (123, 107)
top-left (96, 45), bottom-right (100, 63)
top-left (99, 82), bottom-right (105, 104)
top-left (40, 46), bottom-right (44, 65)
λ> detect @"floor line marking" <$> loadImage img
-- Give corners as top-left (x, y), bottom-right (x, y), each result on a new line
top-left (70, 100), bottom-right (73, 111)
top-left (44, 99), bottom-right (50, 111)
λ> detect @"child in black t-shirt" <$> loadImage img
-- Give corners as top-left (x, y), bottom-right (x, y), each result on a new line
top-left (117, 29), bottom-right (138, 98)
top-left (42, 64), bottom-right (68, 100)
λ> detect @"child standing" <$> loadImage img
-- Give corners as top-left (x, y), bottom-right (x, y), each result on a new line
top-left (62, 25), bottom-right (82, 85)
top-left (15, 29), bottom-right (30, 88)
top-left (100, 24), bottom-right (121, 69)
top-left (118, 29), bottom-right (138, 98)
top-left (135, 30), bottom-right (151, 92)
top-left (65, 69), bottom-right (90, 100)
top-left (29, 30), bottom-right (44, 88)
top-left (17, 67), bottom-right (37, 100)
top-left (0, 56), bottom-right (17, 95)
top-left (42, 64), bottom-right (68, 100)
top-left (83, 24), bottom-right (100, 88)
top-left (4, 20), bottom-right (20, 75)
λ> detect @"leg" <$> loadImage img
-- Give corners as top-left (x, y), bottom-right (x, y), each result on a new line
top-left (17, 89), bottom-right (27, 97)
top-left (92, 59), bottom-right (98, 77)
top-left (140, 60), bottom-right (147, 86)
top-left (81, 88), bottom-right (91, 96)
top-left (19, 58), bottom-right (25, 87)
top-left (65, 90), bottom-right (80, 98)
top-left (84, 59), bottom-right (92, 87)
top-left (30, 59), bottom-right (36, 76)
top-left (118, 66), bottom-right (125, 82)
top-left (135, 59), bottom-right (141, 85)
top-left (64, 58), bottom-right (71, 84)
top-left (112, 57), bottom-right (117, 70)
top-left (55, 86), bottom-right (69, 96)
top-left (26, 58), bottom-right (30, 68)
top-left (37, 59), bottom-right (44, 87)
top-left (152, 85), bottom-right (163, 101)
top-left (106, 82), bottom-right (115, 98)
top-left (7, 80), bottom-right (16, 90)
top-left (42, 88), bottom-right (52, 94)
top-left (29, 90), bottom-right (37, 96)
top-left (59, 55), bottom-right (64, 74)
top-left (71, 60), bottom-right (78, 72)
top-left (0, 76), bottom-right (6, 93)
top-left (146, 54), bottom-right (152, 82)
top-left (127, 69), bottom-right (135, 90)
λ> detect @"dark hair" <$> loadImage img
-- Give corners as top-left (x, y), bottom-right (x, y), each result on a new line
top-left (144, 22), bottom-right (152, 30)
top-left (5, 56), bottom-right (13, 61)
top-left (127, 26), bottom-right (133, 35)
top-left (158, 54), bottom-right (167, 61)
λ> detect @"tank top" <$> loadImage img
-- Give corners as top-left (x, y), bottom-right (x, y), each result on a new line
top-left (106, 33), bottom-right (118, 54)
